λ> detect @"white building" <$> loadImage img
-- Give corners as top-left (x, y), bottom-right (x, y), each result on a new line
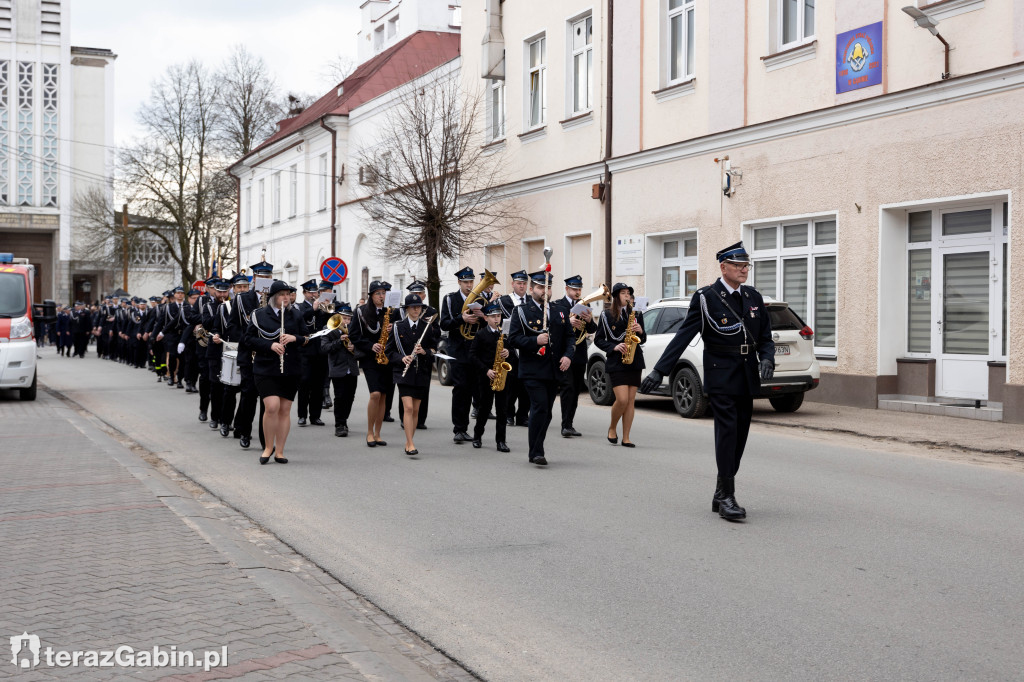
top-left (0, 1), bottom-right (115, 304)
top-left (461, 0), bottom-right (1024, 422)
top-left (231, 0), bottom-right (460, 304)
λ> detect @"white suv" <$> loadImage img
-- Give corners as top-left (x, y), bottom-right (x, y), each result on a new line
top-left (586, 297), bottom-right (820, 418)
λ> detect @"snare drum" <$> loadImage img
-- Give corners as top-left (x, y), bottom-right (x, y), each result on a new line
top-left (220, 348), bottom-right (242, 386)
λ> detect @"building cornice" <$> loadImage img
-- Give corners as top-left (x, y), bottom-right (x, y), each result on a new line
top-left (607, 61), bottom-right (1024, 175)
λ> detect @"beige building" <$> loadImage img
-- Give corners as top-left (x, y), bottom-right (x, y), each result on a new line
top-left (461, 0), bottom-right (1023, 422)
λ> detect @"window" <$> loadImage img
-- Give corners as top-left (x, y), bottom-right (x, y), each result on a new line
top-left (244, 187), bottom-right (251, 232)
top-left (258, 179), bottom-right (265, 226)
top-left (780, 0), bottom-right (814, 48)
top-left (657, 235), bottom-right (698, 299)
top-left (387, 16), bottom-right (398, 39)
top-left (17, 61), bottom-right (32, 206)
top-left (288, 165), bottom-right (297, 218)
top-left (570, 16), bottom-right (593, 114)
top-left (667, 0), bottom-right (695, 83)
top-left (272, 171), bottom-right (281, 222)
top-left (318, 154), bottom-right (328, 210)
top-left (488, 79), bottom-right (505, 140)
top-left (749, 217), bottom-right (836, 353)
top-left (374, 26), bottom-right (384, 52)
top-left (527, 36), bottom-right (546, 128)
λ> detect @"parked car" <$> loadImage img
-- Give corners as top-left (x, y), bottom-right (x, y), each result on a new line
top-left (586, 296), bottom-right (820, 418)
top-left (435, 330), bottom-right (453, 386)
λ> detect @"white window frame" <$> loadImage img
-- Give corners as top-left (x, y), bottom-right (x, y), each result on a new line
top-left (776, 0), bottom-right (815, 51)
top-left (488, 78), bottom-right (505, 141)
top-left (257, 178), bottom-right (265, 227)
top-left (747, 214), bottom-right (837, 357)
top-left (525, 35), bottom-right (547, 130)
top-left (665, 0), bottom-right (695, 86)
top-left (318, 154), bottom-right (328, 211)
top-left (244, 186), bottom-right (251, 232)
top-left (568, 14), bottom-right (593, 116)
top-left (272, 171), bottom-right (281, 222)
top-left (288, 164), bottom-right (297, 218)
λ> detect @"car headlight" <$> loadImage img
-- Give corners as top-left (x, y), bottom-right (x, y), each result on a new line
top-left (9, 316), bottom-right (32, 339)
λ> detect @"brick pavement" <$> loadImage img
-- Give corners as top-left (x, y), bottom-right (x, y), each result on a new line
top-left (0, 392), bottom-right (474, 681)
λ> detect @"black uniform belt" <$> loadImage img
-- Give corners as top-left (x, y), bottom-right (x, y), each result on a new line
top-left (705, 343), bottom-right (752, 355)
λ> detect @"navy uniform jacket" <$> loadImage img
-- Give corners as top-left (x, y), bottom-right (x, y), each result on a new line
top-left (496, 293), bottom-right (523, 371)
top-left (203, 299), bottom-right (224, 369)
top-left (652, 280), bottom-right (775, 396)
top-left (320, 320), bottom-right (362, 378)
top-left (228, 290), bottom-right (261, 369)
top-left (353, 303), bottom-right (394, 370)
top-left (385, 316), bottom-right (439, 387)
top-left (508, 296), bottom-right (575, 381)
top-left (439, 290), bottom-right (477, 361)
top-left (595, 307), bottom-right (648, 373)
top-left (244, 305), bottom-right (307, 377)
top-left (551, 295), bottom-right (596, 366)
top-left (470, 325), bottom-right (508, 384)
top-left (162, 301), bottom-right (187, 339)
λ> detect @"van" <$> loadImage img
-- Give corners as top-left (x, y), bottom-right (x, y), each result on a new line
top-left (0, 255), bottom-right (38, 400)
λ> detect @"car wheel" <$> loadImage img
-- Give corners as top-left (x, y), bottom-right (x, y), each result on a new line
top-left (769, 393), bottom-right (804, 413)
top-left (672, 366), bottom-right (706, 419)
top-left (437, 358), bottom-right (452, 386)
top-left (587, 360), bottom-right (614, 406)
top-left (19, 372), bottom-right (37, 401)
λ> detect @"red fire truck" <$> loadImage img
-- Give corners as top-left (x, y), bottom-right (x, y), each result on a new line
top-left (0, 254), bottom-right (40, 400)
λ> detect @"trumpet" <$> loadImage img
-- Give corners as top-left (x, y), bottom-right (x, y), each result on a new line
top-left (193, 324), bottom-right (214, 347)
top-left (318, 299), bottom-right (335, 313)
top-left (572, 284), bottom-right (611, 345)
top-left (309, 313), bottom-right (355, 353)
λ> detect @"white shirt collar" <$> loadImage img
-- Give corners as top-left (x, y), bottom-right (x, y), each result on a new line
top-left (719, 278), bottom-right (741, 295)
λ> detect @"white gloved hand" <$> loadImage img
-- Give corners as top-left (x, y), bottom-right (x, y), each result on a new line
top-left (177, 342), bottom-right (185, 354)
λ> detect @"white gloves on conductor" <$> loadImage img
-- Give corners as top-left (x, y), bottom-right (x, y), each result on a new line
top-left (177, 342), bottom-right (185, 354)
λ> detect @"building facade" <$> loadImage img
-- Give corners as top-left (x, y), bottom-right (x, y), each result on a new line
top-left (0, 0), bottom-right (115, 304)
top-left (461, 0), bottom-right (1024, 422)
top-left (231, 0), bottom-right (460, 304)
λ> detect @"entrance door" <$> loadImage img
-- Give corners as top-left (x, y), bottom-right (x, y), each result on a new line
top-left (935, 245), bottom-right (993, 399)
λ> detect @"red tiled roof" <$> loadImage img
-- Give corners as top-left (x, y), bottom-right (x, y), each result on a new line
top-left (234, 31), bottom-right (460, 167)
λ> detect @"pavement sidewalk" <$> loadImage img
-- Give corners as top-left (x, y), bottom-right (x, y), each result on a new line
top-left (0, 390), bottom-right (473, 681)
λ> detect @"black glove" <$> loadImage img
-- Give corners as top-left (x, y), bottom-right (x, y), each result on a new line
top-left (639, 369), bottom-right (664, 394)
top-left (759, 358), bottom-right (774, 381)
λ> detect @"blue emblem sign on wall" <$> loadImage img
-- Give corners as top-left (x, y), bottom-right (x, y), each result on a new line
top-left (836, 22), bottom-right (883, 94)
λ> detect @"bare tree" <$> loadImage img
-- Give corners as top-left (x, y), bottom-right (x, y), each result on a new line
top-left (218, 45), bottom-right (282, 158)
top-left (119, 61), bottom-right (236, 286)
top-left (355, 70), bottom-right (525, 308)
top-left (70, 185), bottom-right (131, 268)
top-left (317, 54), bottom-right (356, 89)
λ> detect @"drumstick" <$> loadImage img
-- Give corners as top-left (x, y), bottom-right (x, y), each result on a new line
top-left (401, 315), bottom-right (437, 378)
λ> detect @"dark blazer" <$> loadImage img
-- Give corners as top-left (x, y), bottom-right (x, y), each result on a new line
top-left (652, 280), bottom-right (775, 396)
top-left (244, 305), bottom-right (307, 377)
top-left (203, 300), bottom-right (224, 363)
top-left (595, 307), bottom-right (648, 373)
top-left (439, 290), bottom-right (477, 360)
top-left (353, 303), bottom-right (394, 369)
top-left (551, 295), bottom-right (596, 366)
top-left (470, 324), bottom-right (506, 377)
top-left (162, 301), bottom-right (187, 338)
top-left (320, 320), bottom-right (362, 378)
top-left (385, 316), bottom-right (438, 387)
top-left (507, 296), bottom-right (575, 381)
top-left (228, 290), bottom-right (261, 368)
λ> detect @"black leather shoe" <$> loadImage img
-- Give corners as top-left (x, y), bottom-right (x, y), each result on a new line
top-left (382, 415), bottom-right (395, 423)
top-left (297, 417), bottom-right (307, 427)
top-left (375, 440), bottom-right (387, 446)
top-left (567, 427), bottom-right (582, 437)
top-left (209, 421), bottom-right (219, 430)
top-left (310, 418), bottom-right (325, 426)
top-left (516, 420), bottom-right (529, 427)
top-left (713, 477), bottom-right (746, 520)
top-left (323, 397), bottom-right (333, 409)
top-left (220, 424), bottom-right (230, 437)
top-left (366, 439), bottom-right (377, 447)
top-left (471, 409), bottom-right (478, 418)
top-left (404, 448), bottom-right (418, 456)
top-left (417, 424), bottom-right (428, 430)
top-left (561, 428), bottom-right (574, 438)
top-left (274, 456), bottom-right (288, 464)
top-left (259, 453), bottom-right (270, 465)
top-left (530, 456), bottom-right (548, 466)
top-left (335, 425), bottom-right (348, 437)
top-left (496, 442), bottom-right (510, 453)
top-left (506, 417), bottom-right (515, 426)
top-left (240, 435), bottom-right (251, 449)
top-left (186, 383), bottom-right (197, 393)
top-left (622, 442), bottom-right (636, 448)
top-left (176, 381), bottom-right (184, 389)
top-left (453, 431), bottom-right (471, 443)
top-left (472, 439), bottom-right (482, 448)
top-left (198, 411), bottom-right (207, 422)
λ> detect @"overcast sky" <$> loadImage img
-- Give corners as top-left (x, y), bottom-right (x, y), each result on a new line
top-left (71, 0), bottom-right (362, 145)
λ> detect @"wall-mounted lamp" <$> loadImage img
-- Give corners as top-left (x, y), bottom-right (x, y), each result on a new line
top-left (902, 6), bottom-right (951, 79)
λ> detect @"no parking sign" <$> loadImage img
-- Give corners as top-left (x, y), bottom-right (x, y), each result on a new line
top-left (320, 257), bottom-right (348, 284)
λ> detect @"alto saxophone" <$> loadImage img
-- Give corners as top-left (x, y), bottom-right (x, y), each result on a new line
top-left (376, 306), bottom-right (391, 365)
top-left (622, 309), bottom-right (640, 365)
top-left (490, 330), bottom-right (512, 391)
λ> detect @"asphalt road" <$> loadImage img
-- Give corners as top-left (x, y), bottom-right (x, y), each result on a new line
top-left (22, 349), bottom-right (1024, 681)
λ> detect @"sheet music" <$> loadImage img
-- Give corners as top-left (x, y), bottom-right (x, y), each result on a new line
top-left (254, 277), bottom-right (272, 295)
top-left (384, 291), bottom-right (402, 308)
top-left (634, 296), bottom-right (650, 312)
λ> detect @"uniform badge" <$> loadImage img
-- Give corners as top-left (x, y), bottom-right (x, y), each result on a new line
top-left (721, 318), bottom-right (728, 324)
top-left (750, 306), bottom-right (758, 318)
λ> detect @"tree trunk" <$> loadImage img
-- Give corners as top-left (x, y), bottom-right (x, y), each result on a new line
top-left (425, 241), bottom-right (441, 312)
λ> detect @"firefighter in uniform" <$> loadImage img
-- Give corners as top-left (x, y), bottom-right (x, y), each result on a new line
top-left (439, 267), bottom-right (482, 443)
top-left (552, 274), bottom-right (596, 437)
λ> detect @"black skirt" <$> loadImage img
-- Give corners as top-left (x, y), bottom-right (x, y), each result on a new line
top-left (608, 368), bottom-right (643, 388)
top-left (398, 384), bottom-right (428, 401)
top-left (255, 374), bottom-right (300, 400)
top-left (362, 362), bottom-right (393, 394)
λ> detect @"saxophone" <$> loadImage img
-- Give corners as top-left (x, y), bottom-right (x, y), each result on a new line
top-left (490, 330), bottom-right (512, 391)
top-left (622, 309), bottom-right (640, 365)
top-left (376, 306), bottom-right (391, 365)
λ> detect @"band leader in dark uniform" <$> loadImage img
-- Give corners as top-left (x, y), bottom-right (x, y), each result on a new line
top-left (508, 271), bottom-right (575, 466)
top-left (640, 242), bottom-right (775, 521)
top-left (385, 293), bottom-right (438, 456)
top-left (595, 283), bottom-right (647, 448)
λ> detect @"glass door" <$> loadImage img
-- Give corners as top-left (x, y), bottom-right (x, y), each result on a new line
top-left (935, 246), bottom-right (993, 399)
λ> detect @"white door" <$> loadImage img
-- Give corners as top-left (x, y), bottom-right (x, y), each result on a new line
top-left (935, 245), bottom-right (993, 400)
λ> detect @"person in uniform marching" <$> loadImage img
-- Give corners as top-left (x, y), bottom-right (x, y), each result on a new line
top-left (245, 280), bottom-right (311, 465)
top-left (497, 270), bottom-right (530, 427)
top-left (508, 270), bottom-right (575, 466)
top-left (160, 287), bottom-right (187, 388)
top-left (398, 280), bottom-right (436, 430)
top-left (385, 293), bottom-right (438, 456)
top-left (640, 241), bottom-right (775, 521)
top-left (552, 275), bottom-right (596, 438)
top-left (354, 280), bottom-right (395, 447)
top-left (228, 263), bottom-right (270, 448)
top-left (439, 267), bottom-right (483, 443)
top-left (202, 278), bottom-right (231, 429)
top-left (56, 305), bottom-right (71, 356)
top-left (320, 302), bottom-right (361, 437)
top-left (295, 279), bottom-right (327, 426)
top-left (71, 301), bottom-right (91, 358)
top-left (470, 302), bottom-right (511, 452)
top-left (595, 283), bottom-right (647, 448)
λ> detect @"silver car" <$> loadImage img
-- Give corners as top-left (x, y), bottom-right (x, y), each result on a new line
top-left (586, 297), bottom-right (821, 418)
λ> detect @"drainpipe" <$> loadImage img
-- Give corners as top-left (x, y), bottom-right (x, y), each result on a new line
top-left (603, 0), bottom-right (614, 286)
top-left (319, 118), bottom-right (338, 256)
top-left (233, 174), bottom-right (241, 272)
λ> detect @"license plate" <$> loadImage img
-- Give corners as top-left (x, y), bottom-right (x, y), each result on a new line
top-left (775, 344), bottom-right (790, 355)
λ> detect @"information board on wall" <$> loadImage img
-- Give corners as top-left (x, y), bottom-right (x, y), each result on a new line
top-left (614, 235), bottom-right (644, 276)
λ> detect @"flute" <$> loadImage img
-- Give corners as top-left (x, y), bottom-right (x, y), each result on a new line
top-left (401, 315), bottom-right (437, 378)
